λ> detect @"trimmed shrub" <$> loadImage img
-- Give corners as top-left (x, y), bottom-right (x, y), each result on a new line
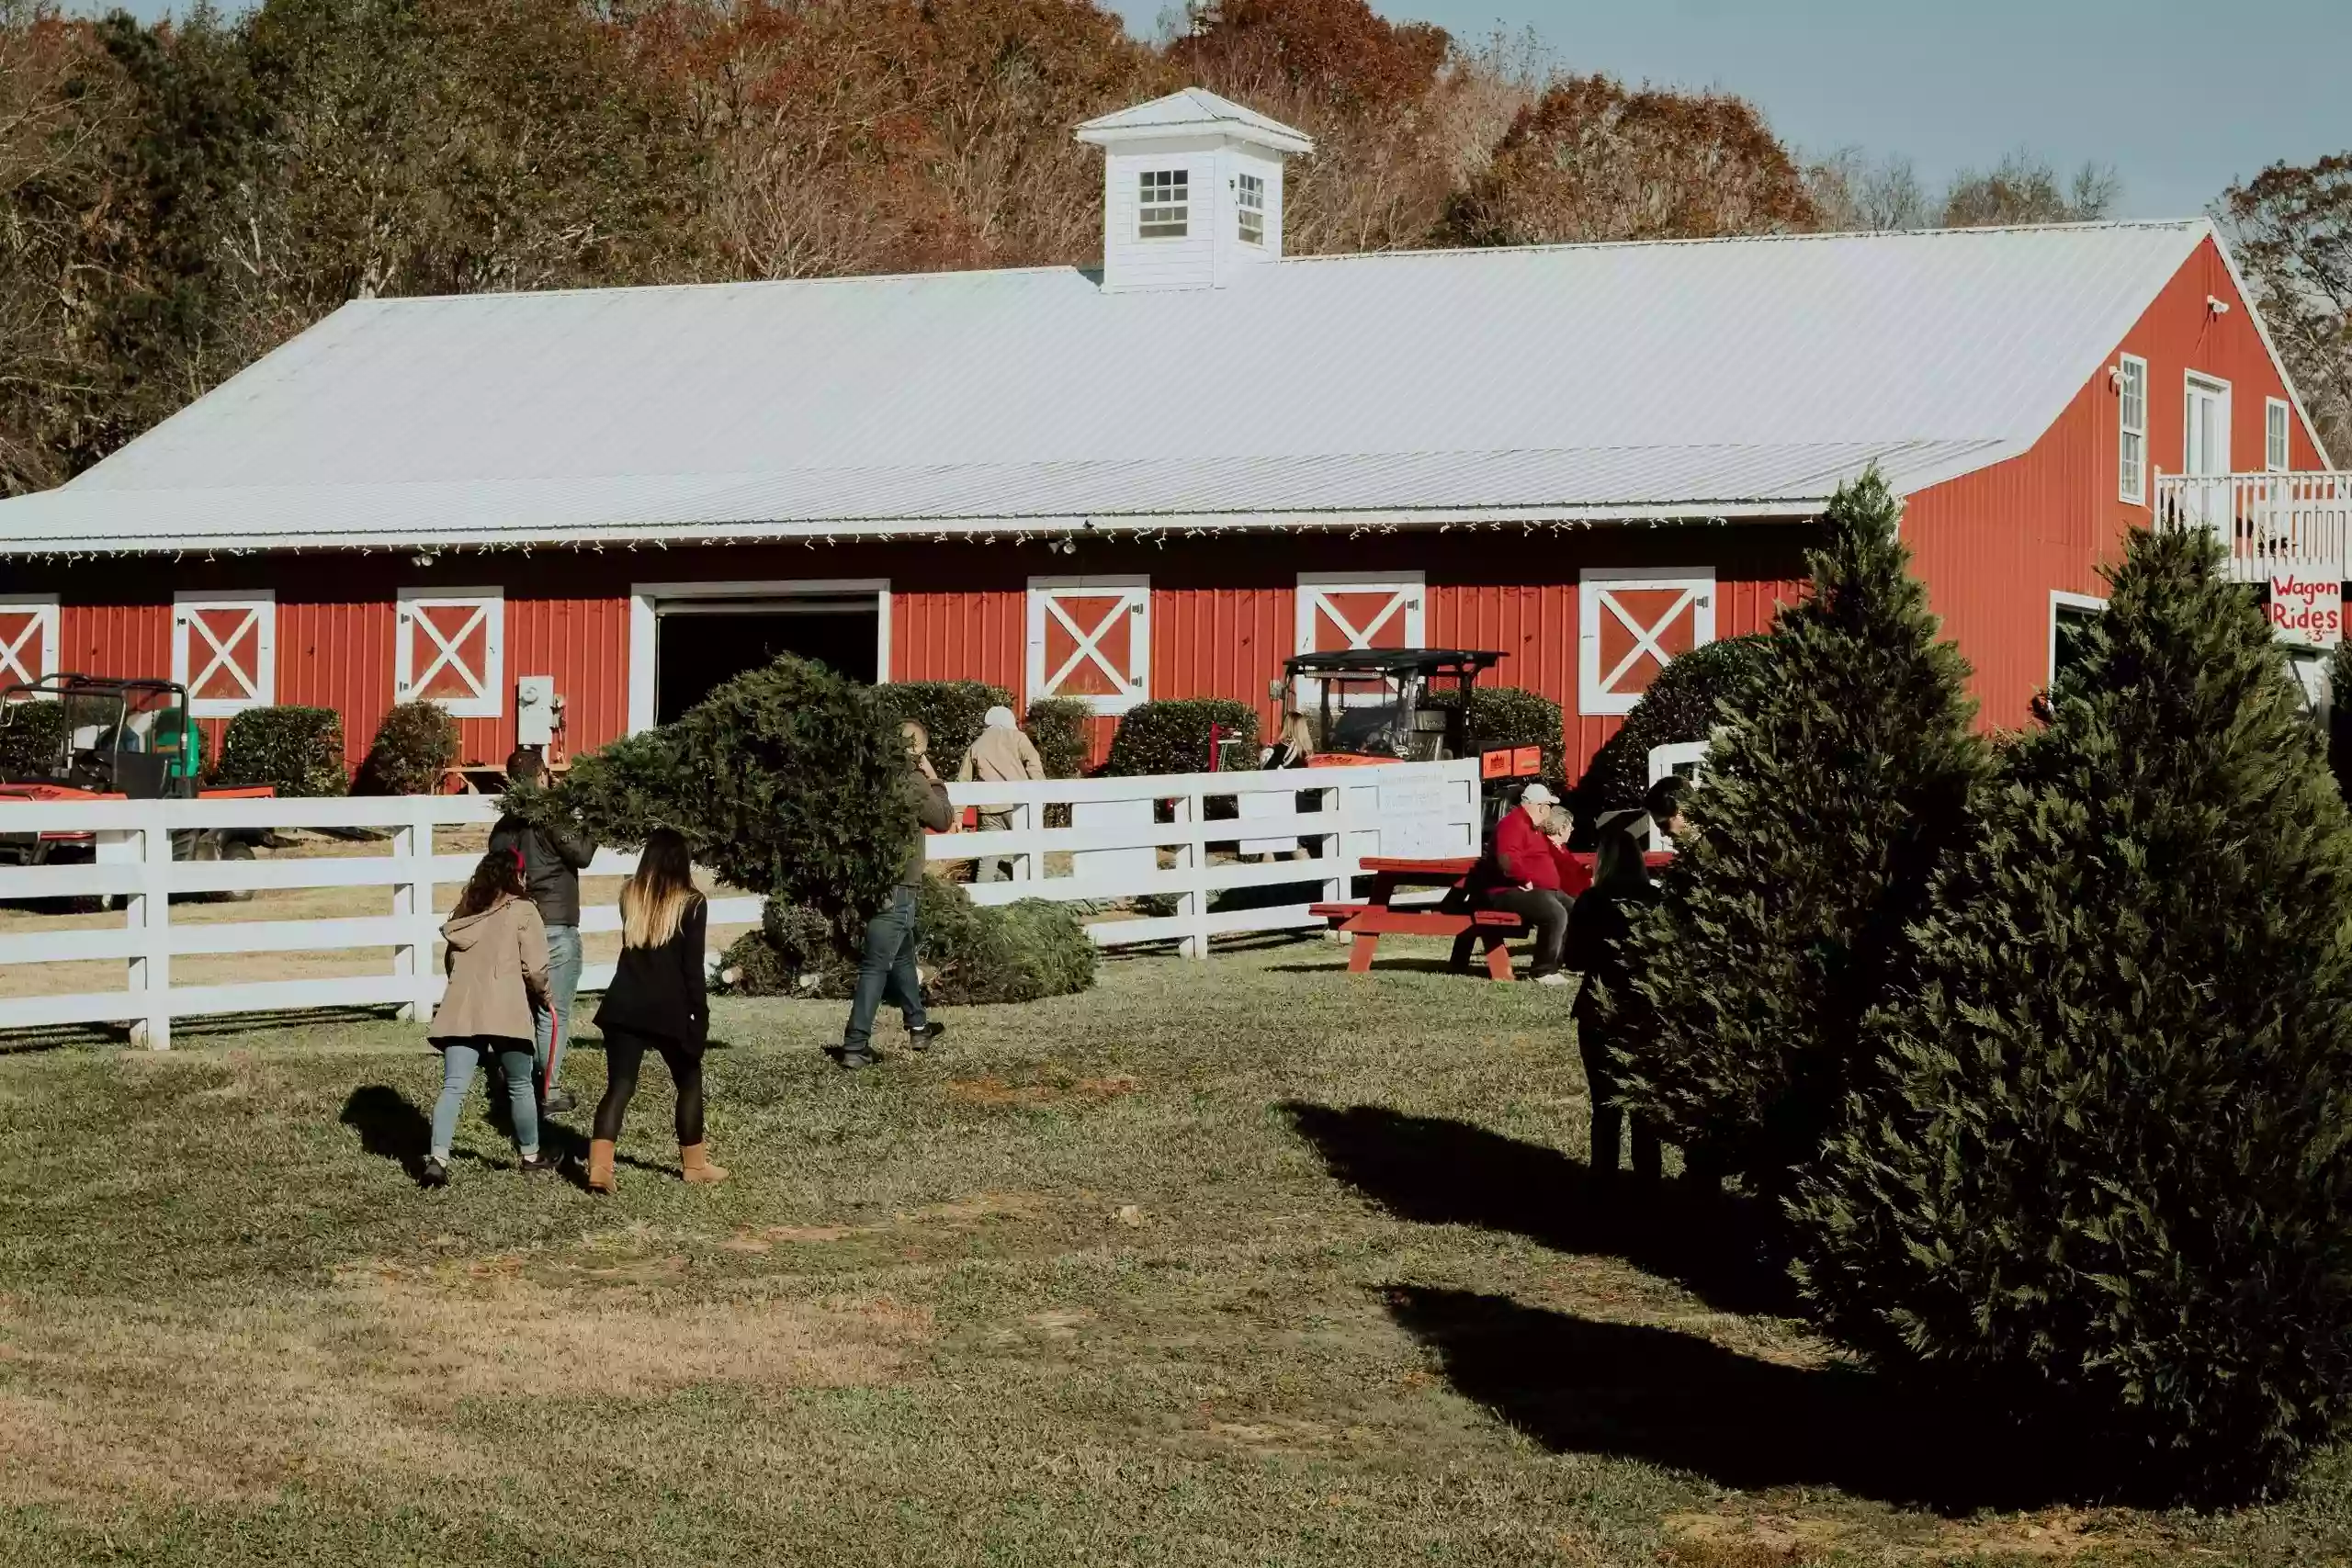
top-left (2330, 637), bottom-right (2352, 804)
top-left (874, 681), bottom-right (1012, 774)
top-left (1427, 684), bottom-right (1565, 788)
top-left (1104, 698), bottom-right (1260, 778)
top-left (1614, 471), bottom-right (1986, 1194)
top-left (720, 876), bottom-right (1095, 1006)
top-left (210, 705), bottom-right (348, 797)
top-left (1024, 696), bottom-right (1093, 779)
top-left (1792, 523), bottom-right (2352, 1499)
top-left (529, 654), bottom-right (912, 929)
top-left (0, 699), bottom-right (70, 777)
top-left (354, 700), bottom-right (460, 795)
top-left (1569, 634), bottom-right (1773, 826)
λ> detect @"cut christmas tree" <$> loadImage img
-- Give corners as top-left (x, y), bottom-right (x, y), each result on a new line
top-left (1792, 522), bottom-right (2352, 1498)
top-left (1611, 468), bottom-right (1985, 1193)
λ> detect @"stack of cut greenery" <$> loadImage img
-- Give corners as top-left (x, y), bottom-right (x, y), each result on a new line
top-left (513, 655), bottom-right (1093, 1007)
top-left (1614, 473), bottom-right (2352, 1500)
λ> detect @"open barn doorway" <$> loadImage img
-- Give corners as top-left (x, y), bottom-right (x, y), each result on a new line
top-left (630, 580), bottom-right (889, 729)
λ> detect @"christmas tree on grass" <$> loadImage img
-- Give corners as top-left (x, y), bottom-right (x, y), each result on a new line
top-left (1792, 523), bottom-right (2352, 1498)
top-left (1612, 469), bottom-right (1986, 1193)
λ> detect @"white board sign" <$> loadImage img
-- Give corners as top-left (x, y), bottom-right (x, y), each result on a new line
top-left (2270, 570), bottom-right (2343, 648)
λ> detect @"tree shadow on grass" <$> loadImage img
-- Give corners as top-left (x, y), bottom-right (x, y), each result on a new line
top-left (1385, 1286), bottom-right (2132, 1512)
top-left (339, 1085), bottom-right (430, 1179)
top-left (1283, 1101), bottom-right (1794, 1317)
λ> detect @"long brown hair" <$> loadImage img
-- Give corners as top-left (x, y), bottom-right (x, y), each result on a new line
top-left (454, 846), bottom-right (527, 919)
top-left (620, 828), bottom-right (702, 949)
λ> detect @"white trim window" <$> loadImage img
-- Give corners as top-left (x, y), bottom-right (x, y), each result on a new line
top-left (2267, 397), bottom-right (2293, 472)
top-left (2050, 590), bottom-right (2108, 685)
top-left (1237, 173), bottom-right (1265, 245)
top-left (1579, 568), bottom-right (1716, 717)
top-left (172, 591), bottom-right (276, 716)
top-left (1138, 168), bottom-right (1188, 239)
top-left (2185, 372), bottom-right (2232, 478)
top-left (395, 587), bottom-right (504, 719)
top-left (2117, 354), bottom-right (2148, 504)
top-left (0, 593), bottom-right (59, 687)
top-left (1295, 571), bottom-right (1425, 656)
top-left (1027, 576), bottom-right (1149, 715)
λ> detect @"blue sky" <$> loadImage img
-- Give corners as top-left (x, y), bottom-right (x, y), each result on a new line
top-left (96, 0), bottom-right (2349, 220)
top-left (1113, 0), bottom-right (2349, 220)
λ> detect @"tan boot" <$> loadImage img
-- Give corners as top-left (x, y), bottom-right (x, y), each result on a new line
top-left (585, 1138), bottom-right (616, 1194)
top-left (680, 1143), bottom-right (729, 1185)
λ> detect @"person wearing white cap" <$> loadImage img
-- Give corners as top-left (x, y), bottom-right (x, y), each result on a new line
top-left (1487, 780), bottom-right (1575, 984)
top-left (956, 705), bottom-right (1046, 883)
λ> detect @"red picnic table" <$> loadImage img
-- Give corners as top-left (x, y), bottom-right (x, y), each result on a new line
top-left (1308, 852), bottom-right (1674, 982)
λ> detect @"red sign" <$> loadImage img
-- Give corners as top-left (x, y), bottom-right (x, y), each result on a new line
top-left (2270, 571), bottom-right (2343, 648)
top-left (1512, 746), bottom-right (1544, 775)
top-left (1480, 750), bottom-right (1511, 779)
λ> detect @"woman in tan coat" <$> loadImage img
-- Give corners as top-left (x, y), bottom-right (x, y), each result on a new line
top-left (422, 849), bottom-right (551, 1187)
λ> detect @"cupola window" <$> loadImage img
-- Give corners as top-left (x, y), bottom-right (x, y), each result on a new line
top-left (1138, 169), bottom-right (1189, 239)
top-left (1237, 174), bottom-right (1265, 245)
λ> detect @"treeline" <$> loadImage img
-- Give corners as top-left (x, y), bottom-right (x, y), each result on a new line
top-left (0, 0), bottom-right (2338, 498)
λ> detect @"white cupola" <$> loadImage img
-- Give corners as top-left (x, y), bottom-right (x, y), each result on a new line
top-left (1075, 88), bottom-right (1314, 294)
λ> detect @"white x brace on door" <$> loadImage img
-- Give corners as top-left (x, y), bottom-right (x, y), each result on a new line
top-left (0, 594), bottom-right (58, 686)
top-left (396, 587), bottom-right (504, 718)
top-left (1027, 576), bottom-right (1148, 715)
top-left (1295, 571), bottom-right (1424, 655)
top-left (173, 592), bottom-right (276, 716)
top-left (1579, 568), bottom-right (1714, 716)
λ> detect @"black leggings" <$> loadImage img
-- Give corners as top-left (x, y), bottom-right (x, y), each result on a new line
top-left (593, 1028), bottom-right (705, 1145)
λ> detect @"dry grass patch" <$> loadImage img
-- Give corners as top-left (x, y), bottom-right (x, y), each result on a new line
top-left (0, 1263), bottom-right (928, 1513)
top-left (718, 1190), bottom-right (1043, 1254)
top-left (944, 1073), bottom-right (1139, 1108)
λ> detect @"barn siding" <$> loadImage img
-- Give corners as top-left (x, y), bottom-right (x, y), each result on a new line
top-left (1905, 234), bottom-right (2331, 730)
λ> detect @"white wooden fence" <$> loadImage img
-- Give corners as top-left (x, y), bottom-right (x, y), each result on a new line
top-left (933, 757), bottom-right (1483, 954)
top-left (0, 795), bottom-right (760, 1051)
top-left (0, 758), bottom-right (1482, 1048)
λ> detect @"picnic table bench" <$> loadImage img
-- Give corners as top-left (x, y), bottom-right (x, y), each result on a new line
top-left (1309, 851), bottom-right (1676, 981)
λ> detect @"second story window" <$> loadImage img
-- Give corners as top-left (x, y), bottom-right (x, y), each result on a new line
top-left (1237, 173), bottom-right (1265, 245)
top-left (2117, 354), bottom-right (2147, 505)
top-left (2268, 398), bottom-right (2292, 471)
top-left (1138, 169), bottom-right (1188, 239)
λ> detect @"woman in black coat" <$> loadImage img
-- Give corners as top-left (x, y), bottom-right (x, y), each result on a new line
top-left (1566, 827), bottom-right (1662, 1185)
top-left (586, 828), bottom-right (720, 1192)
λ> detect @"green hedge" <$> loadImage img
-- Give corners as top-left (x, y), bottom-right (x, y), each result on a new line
top-left (0, 700), bottom-right (69, 777)
top-left (1427, 684), bottom-right (1565, 789)
top-left (1023, 696), bottom-right (1093, 779)
top-left (1103, 698), bottom-right (1260, 778)
top-left (873, 681), bottom-right (1013, 774)
top-left (354, 700), bottom-right (459, 795)
top-left (1570, 634), bottom-right (1772, 825)
top-left (721, 877), bottom-right (1095, 1006)
top-left (210, 705), bottom-right (348, 796)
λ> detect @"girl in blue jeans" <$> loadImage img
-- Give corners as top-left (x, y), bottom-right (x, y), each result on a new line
top-left (421, 850), bottom-right (552, 1187)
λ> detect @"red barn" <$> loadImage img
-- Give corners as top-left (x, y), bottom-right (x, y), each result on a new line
top-left (0, 89), bottom-right (2336, 775)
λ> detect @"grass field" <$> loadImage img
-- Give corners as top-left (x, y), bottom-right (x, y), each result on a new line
top-left (5, 936), bottom-right (2350, 1566)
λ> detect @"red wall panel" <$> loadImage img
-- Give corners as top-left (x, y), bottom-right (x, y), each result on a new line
top-left (1905, 234), bottom-right (2332, 729)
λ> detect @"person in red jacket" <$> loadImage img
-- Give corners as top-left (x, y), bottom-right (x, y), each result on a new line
top-left (1489, 783), bottom-right (1575, 985)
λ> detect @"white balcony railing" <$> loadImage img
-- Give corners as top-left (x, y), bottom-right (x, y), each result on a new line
top-left (2155, 470), bottom-right (2352, 582)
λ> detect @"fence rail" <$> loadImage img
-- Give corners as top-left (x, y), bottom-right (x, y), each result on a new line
top-left (2156, 470), bottom-right (2352, 582)
top-left (931, 757), bottom-right (1483, 955)
top-left (0, 758), bottom-right (1482, 1048)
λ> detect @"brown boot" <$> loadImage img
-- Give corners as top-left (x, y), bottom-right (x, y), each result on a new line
top-left (680, 1143), bottom-right (729, 1185)
top-left (585, 1138), bottom-right (616, 1194)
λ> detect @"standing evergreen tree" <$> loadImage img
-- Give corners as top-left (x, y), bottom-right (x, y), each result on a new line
top-left (1791, 524), bottom-right (2352, 1498)
top-left (1612, 470), bottom-right (1985, 1191)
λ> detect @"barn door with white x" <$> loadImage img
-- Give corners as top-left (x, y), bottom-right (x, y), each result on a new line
top-left (396, 588), bottom-right (504, 718)
top-left (173, 592), bottom-right (276, 716)
top-left (1026, 577), bottom-right (1148, 715)
top-left (0, 595), bottom-right (57, 688)
top-left (1294, 572), bottom-right (1425, 708)
top-left (1579, 568), bottom-right (1715, 716)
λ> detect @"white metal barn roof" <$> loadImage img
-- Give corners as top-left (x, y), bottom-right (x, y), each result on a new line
top-left (0, 220), bottom-right (2215, 555)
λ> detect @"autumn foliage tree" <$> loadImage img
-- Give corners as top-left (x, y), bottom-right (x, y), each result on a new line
top-left (2226, 153), bottom-right (2352, 461)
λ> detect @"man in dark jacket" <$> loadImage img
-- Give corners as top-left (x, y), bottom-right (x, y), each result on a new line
top-left (489, 748), bottom-right (597, 1112)
top-left (839, 742), bottom-right (954, 1069)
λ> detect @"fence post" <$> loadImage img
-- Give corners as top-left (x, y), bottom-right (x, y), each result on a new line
top-left (1174, 783), bottom-right (1207, 960)
top-left (127, 817), bottom-right (172, 1050)
top-left (394, 796), bottom-right (438, 1022)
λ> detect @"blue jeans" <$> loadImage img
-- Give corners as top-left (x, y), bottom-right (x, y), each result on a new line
top-left (432, 1039), bottom-right (539, 1160)
top-left (843, 886), bottom-right (926, 1052)
top-left (536, 925), bottom-right (583, 1088)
